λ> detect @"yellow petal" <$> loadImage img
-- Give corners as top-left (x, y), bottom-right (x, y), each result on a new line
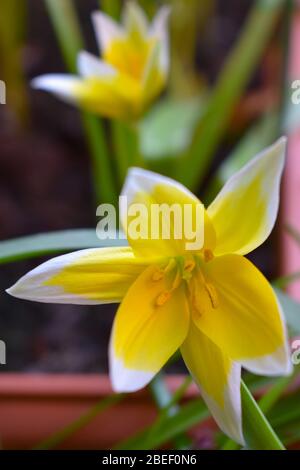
top-left (191, 254), bottom-right (291, 375)
top-left (110, 264), bottom-right (190, 391)
top-left (121, 167), bottom-right (216, 258)
top-left (7, 247), bottom-right (148, 305)
top-left (123, 1), bottom-right (149, 41)
top-left (142, 42), bottom-right (165, 107)
top-left (181, 322), bottom-right (244, 444)
top-left (207, 138), bottom-right (286, 256)
top-left (32, 69), bottom-right (143, 120)
top-left (73, 73), bottom-right (143, 120)
top-left (103, 31), bottom-right (155, 82)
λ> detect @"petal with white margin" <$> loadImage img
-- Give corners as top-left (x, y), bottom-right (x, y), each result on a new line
top-left (120, 167), bottom-right (216, 258)
top-left (192, 254), bottom-right (291, 376)
top-left (181, 322), bottom-right (244, 445)
top-left (109, 264), bottom-right (190, 392)
top-left (207, 137), bottom-right (286, 256)
top-left (7, 247), bottom-right (148, 305)
top-left (123, 1), bottom-right (149, 39)
top-left (92, 11), bottom-right (124, 53)
top-left (77, 51), bottom-right (116, 78)
top-left (149, 6), bottom-right (171, 75)
top-left (31, 74), bottom-right (81, 105)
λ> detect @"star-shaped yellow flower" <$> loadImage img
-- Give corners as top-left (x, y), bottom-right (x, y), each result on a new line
top-left (32, 2), bottom-right (170, 120)
top-left (7, 138), bottom-right (291, 444)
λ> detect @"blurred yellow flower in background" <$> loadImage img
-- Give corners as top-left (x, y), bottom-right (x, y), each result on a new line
top-left (32, 2), bottom-right (170, 120)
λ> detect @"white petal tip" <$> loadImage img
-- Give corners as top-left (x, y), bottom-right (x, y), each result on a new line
top-left (109, 352), bottom-right (154, 393)
top-left (31, 76), bottom-right (46, 90)
top-left (30, 74), bottom-right (80, 100)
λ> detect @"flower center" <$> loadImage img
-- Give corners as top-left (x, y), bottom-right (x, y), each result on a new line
top-left (153, 253), bottom-right (219, 312)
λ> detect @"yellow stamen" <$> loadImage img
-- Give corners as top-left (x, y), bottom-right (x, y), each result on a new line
top-left (156, 290), bottom-right (172, 306)
top-left (204, 249), bottom-right (214, 263)
top-left (184, 259), bottom-right (196, 272)
top-left (182, 258), bottom-right (196, 280)
top-left (204, 283), bottom-right (219, 309)
top-left (152, 270), bottom-right (164, 281)
top-left (170, 269), bottom-right (181, 290)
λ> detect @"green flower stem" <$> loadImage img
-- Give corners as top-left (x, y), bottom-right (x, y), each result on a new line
top-left (33, 393), bottom-right (123, 450)
top-left (100, 0), bottom-right (121, 20)
top-left (44, 0), bottom-right (117, 205)
top-left (82, 112), bottom-right (118, 206)
top-left (112, 120), bottom-right (144, 188)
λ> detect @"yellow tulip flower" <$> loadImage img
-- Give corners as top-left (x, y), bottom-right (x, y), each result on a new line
top-left (7, 138), bottom-right (291, 444)
top-left (32, 2), bottom-right (170, 120)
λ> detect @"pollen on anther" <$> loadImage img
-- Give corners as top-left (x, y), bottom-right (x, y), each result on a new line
top-left (152, 270), bottom-right (164, 281)
top-left (204, 249), bottom-right (214, 263)
top-left (184, 260), bottom-right (195, 272)
top-left (156, 291), bottom-right (171, 306)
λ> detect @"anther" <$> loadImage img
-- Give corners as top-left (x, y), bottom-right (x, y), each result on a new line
top-left (184, 259), bottom-right (196, 272)
top-left (156, 291), bottom-right (171, 306)
top-left (152, 270), bottom-right (164, 281)
top-left (182, 258), bottom-right (196, 280)
top-left (203, 249), bottom-right (214, 263)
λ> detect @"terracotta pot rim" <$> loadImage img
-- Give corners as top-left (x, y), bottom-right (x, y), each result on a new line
top-left (0, 372), bottom-right (199, 399)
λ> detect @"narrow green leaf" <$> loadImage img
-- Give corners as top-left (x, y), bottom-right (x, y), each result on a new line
top-left (101, 0), bottom-right (121, 20)
top-left (149, 374), bottom-right (191, 449)
top-left (285, 224), bottom-right (300, 245)
top-left (241, 381), bottom-right (285, 450)
top-left (140, 97), bottom-right (206, 162)
top-left (34, 393), bottom-right (123, 450)
top-left (223, 371), bottom-right (297, 450)
top-left (111, 120), bottom-right (144, 188)
top-left (205, 113), bottom-right (278, 203)
top-left (175, 0), bottom-right (284, 190)
top-left (273, 271), bottom-right (300, 290)
top-left (274, 288), bottom-right (300, 337)
top-left (115, 398), bottom-right (208, 450)
top-left (44, 0), bottom-right (117, 205)
top-left (259, 372), bottom-right (297, 415)
top-left (0, 229), bottom-right (127, 264)
top-left (268, 391), bottom-right (300, 429)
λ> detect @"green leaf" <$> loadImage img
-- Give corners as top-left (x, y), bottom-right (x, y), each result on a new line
top-left (268, 391), bottom-right (300, 429)
top-left (44, 0), bottom-right (117, 205)
top-left (140, 97), bottom-right (206, 161)
top-left (0, 229), bottom-right (128, 264)
top-left (175, 0), bottom-right (285, 190)
top-left (205, 113), bottom-right (278, 203)
top-left (149, 373), bottom-right (191, 449)
top-left (285, 224), bottom-right (300, 245)
top-left (282, 85), bottom-right (300, 134)
top-left (241, 381), bottom-right (285, 450)
top-left (34, 393), bottom-right (123, 450)
top-left (274, 288), bottom-right (300, 337)
top-left (115, 398), bottom-right (209, 450)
